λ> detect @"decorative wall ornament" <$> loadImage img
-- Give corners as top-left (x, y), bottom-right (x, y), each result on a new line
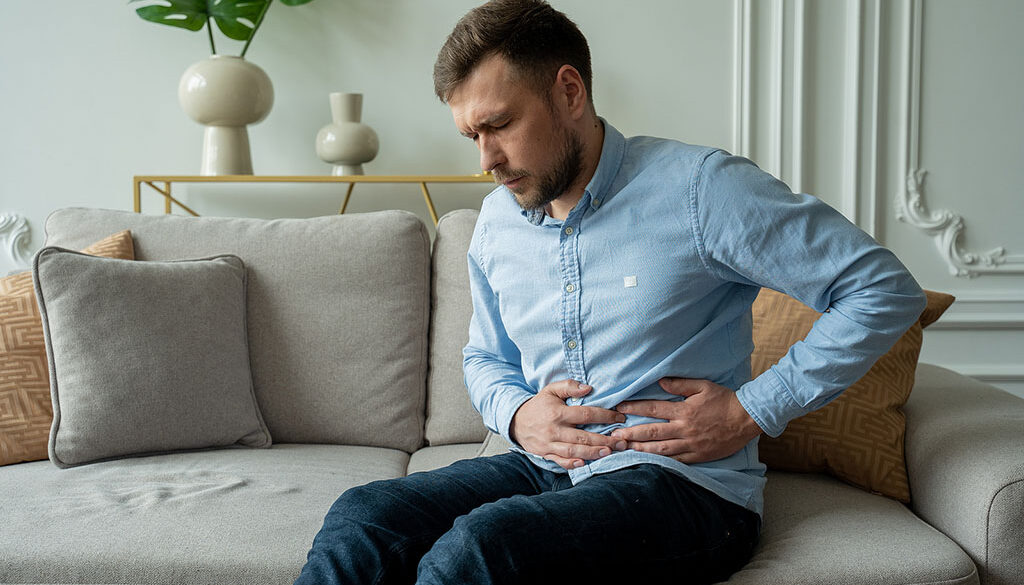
top-left (0, 213), bottom-right (32, 270)
top-left (894, 0), bottom-right (1024, 278)
top-left (895, 170), bottom-right (1022, 277)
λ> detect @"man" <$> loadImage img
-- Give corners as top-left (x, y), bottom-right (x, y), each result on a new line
top-left (295, 1), bottom-right (926, 583)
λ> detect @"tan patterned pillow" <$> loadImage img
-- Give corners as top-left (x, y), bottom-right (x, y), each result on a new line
top-left (0, 231), bottom-right (134, 466)
top-left (752, 288), bottom-right (954, 502)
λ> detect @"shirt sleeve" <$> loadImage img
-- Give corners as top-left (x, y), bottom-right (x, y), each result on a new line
top-left (691, 150), bottom-right (927, 438)
top-left (462, 226), bottom-right (535, 445)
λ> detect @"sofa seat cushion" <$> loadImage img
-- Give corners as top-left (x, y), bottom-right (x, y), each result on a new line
top-left (0, 444), bottom-right (408, 585)
top-left (406, 443), bottom-right (482, 474)
top-left (43, 208), bottom-right (431, 452)
top-left (727, 471), bottom-right (978, 585)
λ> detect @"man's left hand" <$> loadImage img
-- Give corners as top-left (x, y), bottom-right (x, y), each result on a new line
top-left (611, 378), bottom-right (763, 464)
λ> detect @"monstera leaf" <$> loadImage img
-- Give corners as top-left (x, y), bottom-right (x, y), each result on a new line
top-left (132, 0), bottom-right (315, 54)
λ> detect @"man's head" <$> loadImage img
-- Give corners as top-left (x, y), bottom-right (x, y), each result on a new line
top-left (433, 0), bottom-right (592, 107)
top-left (434, 1), bottom-right (599, 213)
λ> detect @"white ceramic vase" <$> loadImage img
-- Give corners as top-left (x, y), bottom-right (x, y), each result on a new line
top-left (315, 93), bottom-right (379, 176)
top-left (178, 55), bottom-right (274, 175)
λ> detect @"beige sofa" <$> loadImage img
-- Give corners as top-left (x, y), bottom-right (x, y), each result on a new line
top-left (0, 207), bottom-right (1021, 585)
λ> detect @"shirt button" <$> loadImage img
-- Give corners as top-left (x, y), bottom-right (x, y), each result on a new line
top-left (567, 340), bottom-right (578, 350)
top-left (565, 283), bottom-right (576, 293)
top-left (564, 226), bottom-right (574, 235)
top-left (594, 199), bottom-right (602, 207)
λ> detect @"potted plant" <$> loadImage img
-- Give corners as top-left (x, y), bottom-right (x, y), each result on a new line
top-left (131, 0), bottom-right (316, 175)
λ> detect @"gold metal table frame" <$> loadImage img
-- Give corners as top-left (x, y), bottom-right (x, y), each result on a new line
top-left (132, 174), bottom-right (495, 225)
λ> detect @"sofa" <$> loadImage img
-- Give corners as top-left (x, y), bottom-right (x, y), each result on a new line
top-left (1, 206), bottom-right (1022, 585)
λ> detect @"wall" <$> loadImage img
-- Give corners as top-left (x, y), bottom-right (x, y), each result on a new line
top-left (1, 1), bottom-right (1021, 395)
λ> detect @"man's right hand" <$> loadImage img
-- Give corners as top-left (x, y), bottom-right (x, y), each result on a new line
top-left (510, 379), bottom-right (628, 470)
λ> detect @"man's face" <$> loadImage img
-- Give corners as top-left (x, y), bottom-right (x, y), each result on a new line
top-left (448, 55), bottom-right (583, 211)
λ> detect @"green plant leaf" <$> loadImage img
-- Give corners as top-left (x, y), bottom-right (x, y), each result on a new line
top-left (131, 0), bottom-right (273, 41)
top-left (131, 0), bottom-right (210, 32)
top-left (279, 0), bottom-right (315, 5)
top-left (210, 0), bottom-right (270, 41)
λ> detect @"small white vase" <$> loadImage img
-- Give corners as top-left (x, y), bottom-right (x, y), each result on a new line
top-left (178, 55), bottom-right (274, 175)
top-left (315, 93), bottom-right (379, 176)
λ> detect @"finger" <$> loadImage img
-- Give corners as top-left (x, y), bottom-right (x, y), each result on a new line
top-left (609, 422), bottom-right (681, 442)
top-left (543, 445), bottom-right (599, 469)
top-left (615, 399), bottom-right (676, 420)
top-left (658, 377), bottom-right (705, 398)
top-left (625, 438), bottom-right (690, 457)
top-left (544, 379), bottom-right (594, 400)
top-left (544, 454), bottom-right (585, 470)
top-left (552, 430), bottom-right (626, 456)
top-left (561, 405), bottom-right (627, 426)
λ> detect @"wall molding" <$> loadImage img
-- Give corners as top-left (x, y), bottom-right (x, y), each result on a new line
top-left (927, 294), bottom-right (1024, 330)
top-left (841, 0), bottom-right (863, 224)
top-left (789, 0), bottom-right (804, 194)
top-left (733, 0), bottom-right (752, 158)
top-left (768, 0), bottom-right (784, 179)
top-left (893, 0), bottom-right (1024, 277)
top-left (733, 0), bottom-right (805, 190)
top-left (0, 213), bottom-right (32, 270)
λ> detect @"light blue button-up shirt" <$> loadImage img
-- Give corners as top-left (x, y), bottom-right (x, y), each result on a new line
top-left (463, 121), bottom-right (926, 516)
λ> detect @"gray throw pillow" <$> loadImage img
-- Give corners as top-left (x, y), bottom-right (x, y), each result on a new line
top-left (32, 248), bottom-right (271, 468)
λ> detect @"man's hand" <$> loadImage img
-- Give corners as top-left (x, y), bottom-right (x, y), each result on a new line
top-left (612, 378), bottom-right (763, 464)
top-left (511, 379), bottom-right (628, 470)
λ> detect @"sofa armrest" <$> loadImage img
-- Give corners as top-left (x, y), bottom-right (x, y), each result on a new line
top-left (904, 363), bottom-right (1024, 585)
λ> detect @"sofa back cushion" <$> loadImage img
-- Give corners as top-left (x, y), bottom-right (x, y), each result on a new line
top-left (426, 210), bottom-right (489, 445)
top-left (44, 209), bottom-right (430, 452)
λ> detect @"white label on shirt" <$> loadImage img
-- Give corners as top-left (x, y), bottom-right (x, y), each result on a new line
top-left (623, 275), bottom-right (637, 288)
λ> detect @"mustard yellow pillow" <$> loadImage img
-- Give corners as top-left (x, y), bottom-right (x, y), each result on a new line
top-left (0, 231), bottom-right (134, 466)
top-left (752, 288), bottom-right (954, 502)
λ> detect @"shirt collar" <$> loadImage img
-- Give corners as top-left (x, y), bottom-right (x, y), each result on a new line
top-left (520, 119), bottom-right (626, 226)
top-left (583, 118), bottom-right (625, 212)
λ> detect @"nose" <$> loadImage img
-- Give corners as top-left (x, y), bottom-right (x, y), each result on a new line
top-left (477, 134), bottom-right (505, 172)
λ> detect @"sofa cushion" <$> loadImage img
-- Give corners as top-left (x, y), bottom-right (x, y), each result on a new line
top-left (752, 289), bottom-right (955, 502)
top-left (43, 209), bottom-right (431, 452)
top-left (406, 442), bottom-right (482, 474)
top-left (727, 471), bottom-right (978, 585)
top-left (426, 209), bottom-right (488, 445)
top-left (33, 249), bottom-right (270, 467)
top-left (0, 444), bottom-right (409, 585)
top-left (0, 230), bottom-right (134, 467)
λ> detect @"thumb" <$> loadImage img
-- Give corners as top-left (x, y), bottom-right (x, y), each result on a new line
top-left (545, 379), bottom-right (593, 400)
top-left (658, 377), bottom-right (703, 398)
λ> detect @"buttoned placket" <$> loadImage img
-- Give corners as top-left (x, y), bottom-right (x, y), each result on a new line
top-left (557, 201), bottom-right (590, 406)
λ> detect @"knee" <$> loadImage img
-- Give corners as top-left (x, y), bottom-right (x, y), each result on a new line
top-left (417, 504), bottom-right (515, 583)
top-left (321, 481), bottom-right (398, 531)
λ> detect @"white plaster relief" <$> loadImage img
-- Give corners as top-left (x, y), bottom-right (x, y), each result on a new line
top-left (895, 0), bottom-right (1024, 278)
top-left (896, 170), bottom-right (1024, 277)
top-left (0, 213), bottom-right (32, 270)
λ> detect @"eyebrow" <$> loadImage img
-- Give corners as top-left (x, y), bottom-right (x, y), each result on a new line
top-left (460, 112), bottom-right (510, 138)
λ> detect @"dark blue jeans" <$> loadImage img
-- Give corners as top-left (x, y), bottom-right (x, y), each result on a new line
top-left (294, 452), bottom-right (759, 585)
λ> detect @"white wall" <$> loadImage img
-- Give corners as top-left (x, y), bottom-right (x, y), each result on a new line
top-left (1, 1), bottom-right (1021, 395)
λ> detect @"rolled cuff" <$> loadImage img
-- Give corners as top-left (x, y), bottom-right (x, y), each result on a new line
top-left (489, 386), bottom-right (536, 447)
top-left (735, 369), bottom-right (806, 438)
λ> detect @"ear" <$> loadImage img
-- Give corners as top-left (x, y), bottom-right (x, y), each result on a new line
top-left (552, 64), bottom-right (589, 121)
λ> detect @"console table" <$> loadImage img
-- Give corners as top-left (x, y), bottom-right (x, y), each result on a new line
top-left (132, 174), bottom-right (495, 225)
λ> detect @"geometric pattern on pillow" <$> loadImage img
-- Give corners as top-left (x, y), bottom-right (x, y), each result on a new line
top-left (752, 288), bottom-right (955, 503)
top-left (0, 231), bottom-right (134, 467)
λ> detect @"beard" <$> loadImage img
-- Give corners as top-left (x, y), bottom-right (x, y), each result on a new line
top-left (495, 127), bottom-right (585, 212)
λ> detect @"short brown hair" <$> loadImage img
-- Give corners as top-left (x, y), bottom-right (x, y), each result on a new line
top-left (433, 0), bottom-right (593, 104)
